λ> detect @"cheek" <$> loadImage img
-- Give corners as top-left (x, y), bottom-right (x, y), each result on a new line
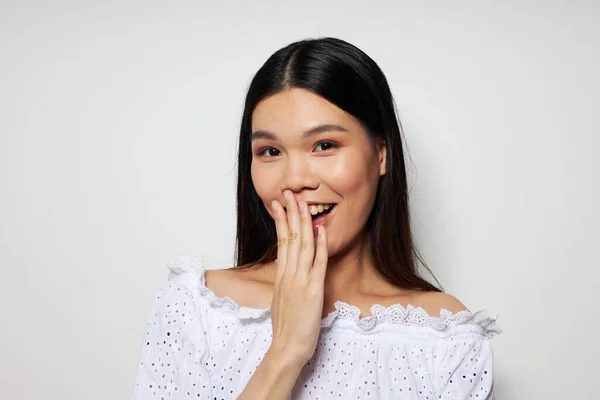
top-left (322, 152), bottom-right (378, 197)
top-left (251, 162), bottom-right (281, 206)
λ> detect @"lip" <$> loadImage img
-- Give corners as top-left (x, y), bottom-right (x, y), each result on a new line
top-left (305, 201), bottom-right (335, 206)
top-left (282, 201), bottom-right (337, 209)
top-left (311, 204), bottom-right (336, 234)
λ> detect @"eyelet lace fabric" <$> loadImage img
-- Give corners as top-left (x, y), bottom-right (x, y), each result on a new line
top-left (167, 255), bottom-right (501, 338)
top-left (133, 255), bottom-right (501, 399)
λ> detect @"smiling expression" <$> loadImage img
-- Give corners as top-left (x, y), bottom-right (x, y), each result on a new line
top-left (250, 88), bottom-right (386, 256)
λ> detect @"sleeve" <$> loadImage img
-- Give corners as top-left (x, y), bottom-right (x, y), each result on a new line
top-left (432, 334), bottom-right (496, 399)
top-left (132, 281), bottom-right (213, 399)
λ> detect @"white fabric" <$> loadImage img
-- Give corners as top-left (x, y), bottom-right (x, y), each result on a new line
top-left (132, 256), bottom-right (501, 399)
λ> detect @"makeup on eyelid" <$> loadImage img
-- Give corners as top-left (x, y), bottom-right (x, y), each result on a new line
top-left (251, 87), bottom-right (385, 255)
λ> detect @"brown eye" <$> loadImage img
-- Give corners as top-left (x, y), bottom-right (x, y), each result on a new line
top-left (314, 141), bottom-right (337, 152)
top-left (258, 147), bottom-right (281, 157)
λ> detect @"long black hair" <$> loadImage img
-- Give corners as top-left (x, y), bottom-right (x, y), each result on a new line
top-left (234, 37), bottom-right (442, 293)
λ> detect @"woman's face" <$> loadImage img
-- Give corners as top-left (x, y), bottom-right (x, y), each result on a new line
top-left (250, 88), bottom-right (386, 256)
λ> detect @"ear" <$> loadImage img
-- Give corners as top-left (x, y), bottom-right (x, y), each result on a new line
top-left (377, 138), bottom-right (387, 176)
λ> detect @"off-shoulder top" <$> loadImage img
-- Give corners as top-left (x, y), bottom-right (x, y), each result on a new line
top-left (132, 256), bottom-right (501, 399)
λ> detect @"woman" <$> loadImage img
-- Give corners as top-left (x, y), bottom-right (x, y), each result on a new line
top-left (132, 37), bottom-right (500, 399)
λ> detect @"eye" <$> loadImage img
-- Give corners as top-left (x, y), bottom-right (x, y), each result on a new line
top-left (257, 147), bottom-right (281, 157)
top-left (314, 141), bottom-right (338, 152)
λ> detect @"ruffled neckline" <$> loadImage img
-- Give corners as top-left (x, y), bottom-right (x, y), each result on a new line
top-left (167, 255), bottom-right (501, 339)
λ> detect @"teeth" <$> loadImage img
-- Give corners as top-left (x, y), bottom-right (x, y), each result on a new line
top-left (309, 204), bottom-right (332, 216)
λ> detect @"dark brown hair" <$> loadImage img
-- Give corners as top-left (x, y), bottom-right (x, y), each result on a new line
top-left (234, 37), bottom-right (442, 293)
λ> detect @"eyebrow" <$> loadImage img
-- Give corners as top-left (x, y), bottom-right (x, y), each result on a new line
top-left (251, 124), bottom-right (349, 141)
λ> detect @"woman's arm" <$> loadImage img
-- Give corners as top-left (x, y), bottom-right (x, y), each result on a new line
top-left (238, 193), bottom-right (329, 399)
top-left (132, 283), bottom-right (213, 400)
top-left (237, 344), bottom-right (304, 400)
top-left (432, 333), bottom-right (496, 399)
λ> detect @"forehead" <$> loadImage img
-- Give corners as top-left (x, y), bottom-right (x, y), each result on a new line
top-left (251, 88), bottom-right (362, 134)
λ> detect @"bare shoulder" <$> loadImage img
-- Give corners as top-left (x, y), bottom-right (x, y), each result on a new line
top-left (412, 291), bottom-right (470, 317)
top-left (204, 263), bottom-right (275, 309)
top-left (203, 268), bottom-right (237, 293)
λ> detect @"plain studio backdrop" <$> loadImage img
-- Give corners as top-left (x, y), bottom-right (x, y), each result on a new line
top-left (1, 1), bottom-right (598, 399)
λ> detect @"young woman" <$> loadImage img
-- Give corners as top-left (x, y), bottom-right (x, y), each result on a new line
top-left (132, 37), bottom-right (501, 400)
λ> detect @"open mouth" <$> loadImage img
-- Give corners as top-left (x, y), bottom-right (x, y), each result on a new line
top-left (309, 204), bottom-right (335, 220)
top-left (310, 204), bottom-right (336, 230)
top-left (279, 203), bottom-right (337, 231)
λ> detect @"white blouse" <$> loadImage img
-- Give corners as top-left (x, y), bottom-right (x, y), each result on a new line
top-left (132, 256), bottom-right (501, 400)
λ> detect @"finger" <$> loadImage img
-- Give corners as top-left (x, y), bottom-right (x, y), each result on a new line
top-left (310, 226), bottom-right (328, 284)
top-left (283, 190), bottom-right (301, 276)
top-left (297, 200), bottom-right (315, 277)
top-left (271, 200), bottom-right (289, 285)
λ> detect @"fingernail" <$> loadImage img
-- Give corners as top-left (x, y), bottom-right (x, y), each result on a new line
top-left (271, 201), bottom-right (278, 213)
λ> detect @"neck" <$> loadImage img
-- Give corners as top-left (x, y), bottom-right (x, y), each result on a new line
top-left (323, 230), bottom-right (383, 297)
top-left (262, 231), bottom-right (399, 299)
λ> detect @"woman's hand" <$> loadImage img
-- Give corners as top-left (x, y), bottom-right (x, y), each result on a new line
top-left (268, 190), bottom-right (329, 366)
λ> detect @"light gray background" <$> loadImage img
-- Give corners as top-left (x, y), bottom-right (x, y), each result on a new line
top-left (1, 1), bottom-right (598, 399)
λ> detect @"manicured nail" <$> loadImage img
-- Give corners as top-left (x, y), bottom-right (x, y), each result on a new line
top-left (299, 201), bottom-right (306, 213)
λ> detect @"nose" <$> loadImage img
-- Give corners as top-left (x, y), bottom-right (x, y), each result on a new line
top-left (281, 153), bottom-right (319, 193)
